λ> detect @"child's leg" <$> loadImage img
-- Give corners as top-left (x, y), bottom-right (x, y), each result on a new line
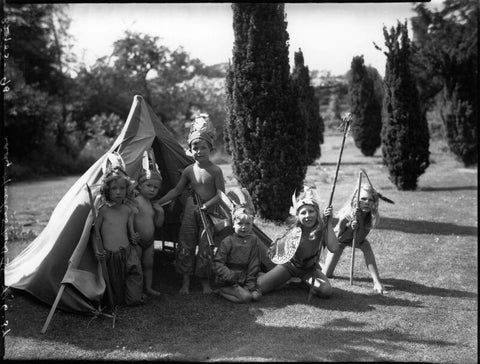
top-left (323, 244), bottom-right (346, 278)
top-left (256, 265), bottom-right (292, 294)
top-left (179, 274), bottom-right (191, 294)
top-left (201, 278), bottom-right (212, 294)
top-left (176, 197), bottom-right (197, 294)
top-left (218, 285), bottom-right (253, 303)
top-left (302, 266), bottom-right (333, 298)
top-left (142, 244), bottom-right (160, 296)
top-left (359, 240), bottom-right (384, 294)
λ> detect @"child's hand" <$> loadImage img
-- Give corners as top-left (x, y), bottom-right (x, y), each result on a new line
top-left (130, 232), bottom-right (140, 245)
top-left (351, 220), bottom-right (359, 230)
top-left (251, 289), bottom-right (262, 302)
top-left (323, 206), bottom-right (333, 218)
top-left (152, 200), bottom-right (164, 212)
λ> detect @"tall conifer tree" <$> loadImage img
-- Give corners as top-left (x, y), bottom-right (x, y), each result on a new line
top-left (225, 3), bottom-right (306, 221)
top-left (291, 49), bottom-right (323, 164)
top-left (378, 21), bottom-right (430, 190)
top-left (348, 55), bottom-right (382, 156)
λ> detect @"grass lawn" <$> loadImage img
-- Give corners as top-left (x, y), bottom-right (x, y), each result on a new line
top-left (4, 134), bottom-right (478, 362)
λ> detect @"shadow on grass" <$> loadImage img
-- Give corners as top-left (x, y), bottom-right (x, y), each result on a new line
top-left (332, 276), bottom-right (477, 299)
top-left (257, 282), bottom-right (424, 313)
top-left (4, 250), bottom-right (471, 361)
top-left (7, 286), bottom-right (461, 362)
top-left (420, 185), bottom-right (477, 192)
top-left (377, 217), bottom-right (477, 236)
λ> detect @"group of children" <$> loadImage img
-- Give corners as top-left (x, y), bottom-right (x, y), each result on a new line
top-left (94, 113), bottom-right (385, 308)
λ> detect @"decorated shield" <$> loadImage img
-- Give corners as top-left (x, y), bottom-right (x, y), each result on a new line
top-left (268, 226), bottom-right (303, 264)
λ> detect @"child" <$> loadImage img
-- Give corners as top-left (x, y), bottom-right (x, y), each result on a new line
top-left (94, 153), bottom-right (143, 306)
top-left (156, 113), bottom-right (225, 294)
top-left (213, 189), bottom-right (262, 303)
top-left (133, 148), bottom-right (165, 297)
top-left (257, 186), bottom-right (338, 298)
top-left (323, 182), bottom-right (385, 294)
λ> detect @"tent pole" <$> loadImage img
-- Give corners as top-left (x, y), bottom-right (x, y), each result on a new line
top-left (41, 284), bottom-right (65, 334)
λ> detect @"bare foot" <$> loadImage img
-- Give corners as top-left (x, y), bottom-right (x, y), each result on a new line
top-left (145, 288), bottom-right (161, 297)
top-left (373, 283), bottom-right (385, 294)
top-left (179, 286), bottom-right (190, 295)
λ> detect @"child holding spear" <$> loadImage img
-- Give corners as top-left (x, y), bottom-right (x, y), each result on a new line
top-left (323, 169), bottom-right (393, 294)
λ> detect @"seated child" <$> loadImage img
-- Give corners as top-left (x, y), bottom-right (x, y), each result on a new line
top-left (94, 153), bottom-right (143, 306)
top-left (213, 195), bottom-right (262, 303)
top-left (133, 148), bottom-right (165, 297)
top-left (323, 181), bottom-right (385, 294)
top-left (257, 186), bottom-right (338, 298)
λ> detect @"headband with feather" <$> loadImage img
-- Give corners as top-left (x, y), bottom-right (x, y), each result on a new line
top-left (138, 147), bottom-right (162, 184)
top-left (289, 185), bottom-right (321, 216)
top-left (187, 113), bottom-right (216, 147)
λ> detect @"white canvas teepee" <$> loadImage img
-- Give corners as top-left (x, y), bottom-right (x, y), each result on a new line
top-left (5, 95), bottom-right (194, 313)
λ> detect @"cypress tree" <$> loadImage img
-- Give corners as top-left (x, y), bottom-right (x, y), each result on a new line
top-left (379, 21), bottom-right (430, 190)
top-left (348, 55), bottom-right (382, 156)
top-left (411, 1), bottom-right (477, 166)
top-left (291, 49), bottom-right (323, 164)
top-left (225, 3), bottom-right (307, 221)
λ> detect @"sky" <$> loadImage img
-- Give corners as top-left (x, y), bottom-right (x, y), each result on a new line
top-left (68, 2), bottom-right (445, 77)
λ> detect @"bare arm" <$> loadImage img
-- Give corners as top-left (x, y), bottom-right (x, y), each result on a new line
top-left (334, 217), bottom-right (349, 237)
top-left (152, 203), bottom-right (165, 228)
top-left (127, 209), bottom-right (139, 245)
top-left (156, 168), bottom-right (190, 206)
top-left (92, 209), bottom-right (105, 257)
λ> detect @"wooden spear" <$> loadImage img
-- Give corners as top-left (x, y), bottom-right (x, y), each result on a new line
top-left (350, 171), bottom-right (363, 285)
top-left (308, 113), bottom-right (353, 301)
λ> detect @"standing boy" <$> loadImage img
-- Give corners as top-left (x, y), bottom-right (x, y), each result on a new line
top-left (134, 148), bottom-right (165, 297)
top-left (156, 114), bottom-right (225, 294)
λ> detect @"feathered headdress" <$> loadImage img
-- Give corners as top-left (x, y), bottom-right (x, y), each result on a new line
top-left (100, 151), bottom-right (135, 200)
top-left (138, 147), bottom-right (162, 185)
top-left (224, 187), bottom-right (255, 220)
top-left (102, 152), bottom-right (129, 182)
top-left (187, 113), bottom-right (216, 147)
top-left (289, 185), bottom-right (320, 216)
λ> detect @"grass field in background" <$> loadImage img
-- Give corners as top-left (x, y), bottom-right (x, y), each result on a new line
top-left (4, 134), bottom-right (477, 362)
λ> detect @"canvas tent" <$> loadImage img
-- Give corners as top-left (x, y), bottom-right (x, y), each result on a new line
top-left (6, 95), bottom-right (275, 316)
top-left (5, 95), bottom-right (194, 314)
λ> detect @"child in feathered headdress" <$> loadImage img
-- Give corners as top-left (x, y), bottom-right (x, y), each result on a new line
top-left (133, 147), bottom-right (165, 298)
top-left (257, 186), bottom-right (338, 298)
top-left (93, 152), bottom-right (143, 306)
top-left (213, 188), bottom-right (262, 303)
top-left (157, 113), bottom-right (225, 294)
top-left (323, 175), bottom-right (388, 294)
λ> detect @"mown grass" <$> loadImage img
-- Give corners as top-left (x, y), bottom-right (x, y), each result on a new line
top-left (4, 134), bottom-right (478, 362)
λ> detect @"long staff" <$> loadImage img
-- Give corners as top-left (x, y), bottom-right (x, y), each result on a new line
top-left (308, 113), bottom-right (352, 301)
top-left (349, 171), bottom-right (362, 285)
top-left (86, 184), bottom-right (117, 327)
top-left (193, 191), bottom-right (216, 278)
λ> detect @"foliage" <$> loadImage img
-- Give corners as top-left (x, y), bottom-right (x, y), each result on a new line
top-left (4, 85), bottom-right (58, 159)
top-left (225, 3), bottom-right (307, 221)
top-left (411, 0), bottom-right (478, 166)
top-left (347, 55), bottom-right (382, 156)
top-left (291, 49), bottom-right (324, 164)
top-left (377, 21), bottom-right (430, 190)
